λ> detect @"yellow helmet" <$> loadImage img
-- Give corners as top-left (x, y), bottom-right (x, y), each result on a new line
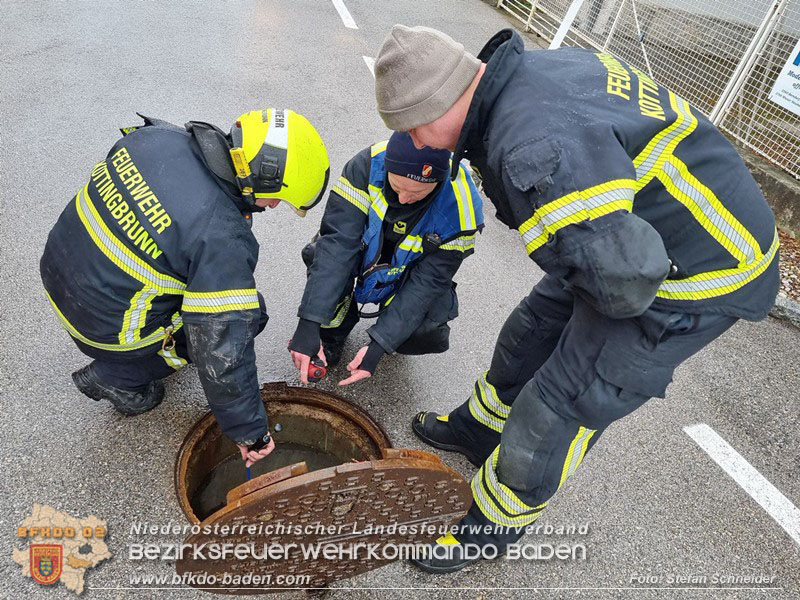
top-left (229, 109), bottom-right (329, 217)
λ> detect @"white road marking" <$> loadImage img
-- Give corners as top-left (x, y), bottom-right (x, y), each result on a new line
top-left (362, 56), bottom-right (375, 77)
top-left (684, 423), bottom-right (800, 546)
top-left (331, 0), bottom-right (357, 29)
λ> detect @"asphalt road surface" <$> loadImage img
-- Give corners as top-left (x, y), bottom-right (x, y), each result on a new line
top-left (1, 1), bottom-right (798, 598)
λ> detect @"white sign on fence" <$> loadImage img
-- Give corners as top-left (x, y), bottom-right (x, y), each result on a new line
top-left (769, 38), bottom-right (800, 116)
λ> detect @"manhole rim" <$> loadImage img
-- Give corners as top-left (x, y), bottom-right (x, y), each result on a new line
top-left (174, 382), bottom-right (392, 525)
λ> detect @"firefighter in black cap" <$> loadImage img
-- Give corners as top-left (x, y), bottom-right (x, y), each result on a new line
top-left (289, 132), bottom-right (483, 385)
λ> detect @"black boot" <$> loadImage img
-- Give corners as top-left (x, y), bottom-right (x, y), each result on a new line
top-left (409, 535), bottom-right (479, 574)
top-left (72, 364), bottom-right (164, 416)
top-left (411, 412), bottom-right (483, 467)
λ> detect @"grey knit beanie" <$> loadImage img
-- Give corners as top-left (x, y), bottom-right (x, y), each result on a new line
top-left (375, 25), bottom-right (481, 131)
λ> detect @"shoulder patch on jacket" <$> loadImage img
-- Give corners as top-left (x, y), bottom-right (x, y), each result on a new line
top-left (503, 138), bottom-right (561, 193)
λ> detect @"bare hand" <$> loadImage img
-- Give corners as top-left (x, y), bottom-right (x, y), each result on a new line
top-left (338, 346), bottom-right (372, 386)
top-left (289, 344), bottom-right (327, 385)
top-left (237, 437), bottom-right (276, 467)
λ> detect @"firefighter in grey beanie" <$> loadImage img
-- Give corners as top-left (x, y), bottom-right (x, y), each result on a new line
top-left (374, 25), bottom-right (778, 573)
top-left (375, 25), bottom-right (481, 132)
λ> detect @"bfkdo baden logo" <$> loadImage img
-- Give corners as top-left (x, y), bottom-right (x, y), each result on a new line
top-left (30, 544), bottom-right (63, 585)
top-left (13, 504), bottom-right (111, 595)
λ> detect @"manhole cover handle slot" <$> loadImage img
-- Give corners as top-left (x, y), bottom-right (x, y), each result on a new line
top-left (226, 462), bottom-right (309, 505)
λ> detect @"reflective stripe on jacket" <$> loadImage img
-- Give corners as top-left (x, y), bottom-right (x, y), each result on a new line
top-left (454, 29), bottom-right (779, 320)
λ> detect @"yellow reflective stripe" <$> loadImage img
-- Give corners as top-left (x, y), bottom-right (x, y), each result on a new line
top-left (558, 426), bottom-right (597, 489)
top-left (436, 533), bottom-right (460, 546)
top-left (467, 372), bottom-right (510, 433)
top-left (321, 294), bottom-right (353, 329)
top-left (368, 184), bottom-right (381, 202)
top-left (371, 141), bottom-right (388, 157)
top-left (472, 479), bottom-right (542, 527)
top-left (478, 373), bottom-right (510, 418)
top-left (634, 92), bottom-right (697, 192)
top-left (46, 290), bottom-right (183, 352)
top-left (657, 229), bottom-right (779, 300)
top-left (369, 190), bottom-right (388, 220)
top-left (518, 179), bottom-right (635, 254)
top-left (119, 288), bottom-right (145, 345)
top-left (452, 165), bottom-right (477, 231)
top-left (181, 289), bottom-right (259, 313)
top-left (74, 184), bottom-right (185, 294)
top-left (135, 291), bottom-right (157, 342)
top-left (629, 91), bottom-right (769, 296)
top-left (398, 235), bottom-right (423, 253)
top-left (158, 346), bottom-right (188, 370)
top-left (439, 233), bottom-right (476, 252)
top-left (463, 167), bottom-right (477, 230)
top-left (471, 447), bottom-right (546, 527)
top-left (119, 286), bottom-right (158, 344)
top-left (367, 183), bottom-right (388, 219)
top-left (658, 157), bottom-right (761, 266)
top-left (332, 175), bottom-right (370, 215)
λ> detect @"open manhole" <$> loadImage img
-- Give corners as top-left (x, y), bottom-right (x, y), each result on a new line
top-left (174, 382), bottom-right (472, 594)
top-left (176, 382), bottom-right (391, 523)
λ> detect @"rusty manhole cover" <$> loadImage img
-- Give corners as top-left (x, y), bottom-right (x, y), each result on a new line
top-left (174, 383), bottom-right (471, 593)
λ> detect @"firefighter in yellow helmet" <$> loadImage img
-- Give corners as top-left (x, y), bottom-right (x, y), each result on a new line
top-left (40, 109), bottom-right (329, 466)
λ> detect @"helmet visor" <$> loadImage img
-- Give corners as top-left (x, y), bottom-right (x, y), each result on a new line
top-left (298, 167), bottom-right (330, 211)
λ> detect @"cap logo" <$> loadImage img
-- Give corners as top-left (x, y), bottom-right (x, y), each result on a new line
top-left (421, 165), bottom-right (433, 177)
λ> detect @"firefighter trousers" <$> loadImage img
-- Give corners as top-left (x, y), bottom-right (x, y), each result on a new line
top-left (447, 275), bottom-right (737, 548)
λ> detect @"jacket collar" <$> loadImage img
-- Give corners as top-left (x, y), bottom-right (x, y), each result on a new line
top-left (186, 122), bottom-right (260, 214)
top-left (450, 29), bottom-right (524, 179)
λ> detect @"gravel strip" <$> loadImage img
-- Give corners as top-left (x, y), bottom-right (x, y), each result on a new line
top-left (778, 230), bottom-right (800, 303)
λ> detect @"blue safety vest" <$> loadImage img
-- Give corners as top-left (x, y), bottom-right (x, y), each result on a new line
top-left (354, 142), bottom-right (483, 306)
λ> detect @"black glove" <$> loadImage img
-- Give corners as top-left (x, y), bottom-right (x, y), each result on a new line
top-left (289, 318), bottom-right (321, 357)
top-left (359, 340), bottom-right (385, 374)
top-left (247, 431), bottom-right (272, 452)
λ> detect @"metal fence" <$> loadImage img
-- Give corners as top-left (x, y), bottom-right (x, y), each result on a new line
top-left (496, 0), bottom-right (800, 179)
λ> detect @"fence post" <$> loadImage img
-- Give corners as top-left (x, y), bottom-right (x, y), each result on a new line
top-left (549, 0), bottom-right (589, 49)
top-left (602, 0), bottom-right (627, 52)
top-left (526, 0), bottom-right (542, 32)
top-left (709, 0), bottom-right (789, 125)
top-left (743, 36), bottom-right (782, 145)
top-left (630, 0), bottom-right (654, 77)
